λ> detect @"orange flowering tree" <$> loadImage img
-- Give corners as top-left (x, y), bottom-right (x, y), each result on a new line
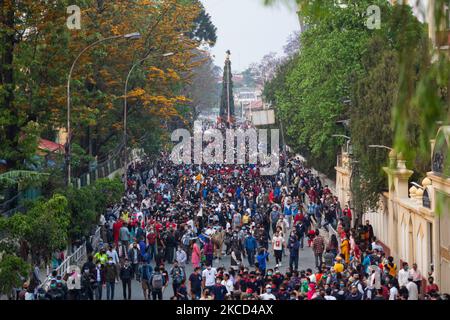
top-left (0, 0), bottom-right (216, 171)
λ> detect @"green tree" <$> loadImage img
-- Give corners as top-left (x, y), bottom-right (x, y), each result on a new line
top-left (0, 194), bottom-right (70, 264)
top-left (269, 1), bottom-right (377, 175)
top-left (349, 5), bottom-right (429, 214)
top-left (186, 0), bottom-right (218, 46)
top-left (0, 254), bottom-right (30, 298)
top-left (350, 41), bottom-right (397, 212)
top-left (91, 178), bottom-right (124, 214)
top-left (65, 186), bottom-right (97, 241)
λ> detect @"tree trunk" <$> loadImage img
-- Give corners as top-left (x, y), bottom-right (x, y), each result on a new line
top-left (1, 1), bottom-right (21, 169)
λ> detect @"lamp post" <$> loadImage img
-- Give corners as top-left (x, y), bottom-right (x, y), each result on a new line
top-left (332, 134), bottom-right (351, 153)
top-left (123, 52), bottom-right (174, 189)
top-left (66, 32), bottom-right (142, 186)
top-left (368, 145), bottom-right (393, 151)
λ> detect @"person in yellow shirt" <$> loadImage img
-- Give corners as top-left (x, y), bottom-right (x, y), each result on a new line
top-left (333, 257), bottom-right (344, 273)
top-left (121, 212), bottom-right (129, 224)
top-left (385, 256), bottom-right (397, 277)
top-left (242, 211), bottom-right (251, 226)
top-left (340, 236), bottom-right (350, 264)
top-left (94, 248), bottom-right (108, 265)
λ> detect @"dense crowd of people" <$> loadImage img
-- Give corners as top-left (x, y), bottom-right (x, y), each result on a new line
top-left (17, 123), bottom-right (449, 301)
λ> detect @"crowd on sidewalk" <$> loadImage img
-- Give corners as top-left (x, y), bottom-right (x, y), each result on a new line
top-left (17, 127), bottom-right (449, 301)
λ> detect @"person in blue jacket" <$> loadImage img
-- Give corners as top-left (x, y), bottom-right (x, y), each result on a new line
top-left (244, 232), bottom-right (258, 267)
top-left (256, 248), bottom-right (270, 276)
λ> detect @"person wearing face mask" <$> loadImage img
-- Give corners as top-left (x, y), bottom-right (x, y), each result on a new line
top-left (336, 281), bottom-right (347, 301)
top-left (277, 285), bottom-right (290, 300)
top-left (230, 244), bottom-right (243, 271)
top-left (288, 232), bottom-right (300, 271)
top-left (260, 285), bottom-right (276, 300)
top-left (67, 268), bottom-right (81, 300)
top-left (94, 262), bottom-right (105, 300)
top-left (211, 276), bottom-right (228, 300)
top-left (94, 248), bottom-right (108, 266)
top-left (105, 258), bottom-right (117, 300)
top-left (244, 232), bottom-right (257, 267)
top-left (221, 273), bottom-right (234, 295)
top-left (81, 268), bottom-right (95, 300)
top-left (106, 245), bottom-right (120, 283)
top-left (202, 262), bottom-right (217, 292)
top-left (398, 262), bottom-right (410, 288)
top-left (127, 242), bottom-right (140, 279)
top-left (119, 259), bottom-right (133, 300)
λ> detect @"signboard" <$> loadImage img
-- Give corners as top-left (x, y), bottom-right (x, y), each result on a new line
top-left (252, 109), bottom-right (276, 126)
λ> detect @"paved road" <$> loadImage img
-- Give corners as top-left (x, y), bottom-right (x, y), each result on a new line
top-left (108, 237), bottom-right (317, 300)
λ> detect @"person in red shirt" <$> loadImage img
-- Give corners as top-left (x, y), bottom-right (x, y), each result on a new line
top-left (343, 205), bottom-right (352, 221)
top-left (154, 220), bottom-right (164, 233)
top-left (165, 221), bottom-right (177, 230)
top-left (293, 212), bottom-right (304, 226)
top-left (308, 188), bottom-right (316, 204)
top-left (426, 277), bottom-right (439, 295)
top-left (269, 190), bottom-right (275, 203)
top-left (146, 227), bottom-right (158, 261)
top-left (113, 219), bottom-right (123, 248)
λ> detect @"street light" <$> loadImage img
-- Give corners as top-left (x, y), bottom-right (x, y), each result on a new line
top-left (332, 134), bottom-right (351, 140)
top-left (368, 145), bottom-right (394, 151)
top-left (332, 134), bottom-right (351, 153)
top-left (66, 32), bottom-right (142, 186)
top-left (123, 51), bottom-right (174, 189)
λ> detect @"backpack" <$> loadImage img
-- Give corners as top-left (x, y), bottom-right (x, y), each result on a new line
top-left (151, 273), bottom-right (164, 289)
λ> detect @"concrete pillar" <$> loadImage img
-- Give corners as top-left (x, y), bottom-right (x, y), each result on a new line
top-left (383, 151), bottom-right (414, 261)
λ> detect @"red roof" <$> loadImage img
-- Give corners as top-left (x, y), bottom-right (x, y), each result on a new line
top-left (39, 138), bottom-right (64, 153)
top-left (249, 100), bottom-right (263, 110)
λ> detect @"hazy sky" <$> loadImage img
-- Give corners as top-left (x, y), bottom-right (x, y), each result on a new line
top-left (201, 0), bottom-right (300, 72)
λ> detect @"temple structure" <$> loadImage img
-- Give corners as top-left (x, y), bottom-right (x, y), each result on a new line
top-left (219, 50), bottom-right (235, 127)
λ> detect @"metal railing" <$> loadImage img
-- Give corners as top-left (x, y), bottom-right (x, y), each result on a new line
top-left (73, 144), bottom-right (125, 189)
top-left (90, 226), bottom-right (102, 252)
top-left (71, 133), bottom-right (149, 189)
top-left (39, 226), bottom-right (101, 291)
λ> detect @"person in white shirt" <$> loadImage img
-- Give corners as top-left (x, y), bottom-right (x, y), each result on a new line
top-left (99, 214), bottom-right (106, 227)
top-left (306, 269), bottom-right (316, 284)
top-left (409, 263), bottom-right (423, 294)
top-left (25, 290), bottom-right (35, 300)
top-left (406, 277), bottom-right (419, 300)
top-left (398, 262), bottom-right (410, 288)
top-left (371, 238), bottom-right (384, 252)
top-left (176, 247), bottom-right (187, 269)
top-left (202, 264), bottom-right (217, 289)
top-left (271, 231), bottom-right (285, 267)
top-left (221, 273), bottom-right (234, 294)
top-left (368, 265), bottom-right (381, 290)
top-left (67, 268), bottom-right (81, 300)
top-left (260, 285), bottom-right (276, 300)
top-left (389, 282), bottom-right (399, 300)
top-left (106, 245), bottom-right (120, 282)
top-left (324, 288), bottom-right (337, 300)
